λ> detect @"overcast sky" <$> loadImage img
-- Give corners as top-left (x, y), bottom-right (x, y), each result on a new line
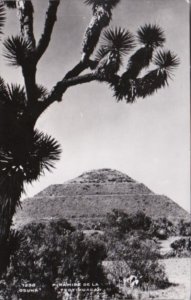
top-left (1, 0), bottom-right (190, 211)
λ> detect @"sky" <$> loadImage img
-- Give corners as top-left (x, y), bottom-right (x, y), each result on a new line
top-left (1, 0), bottom-right (190, 211)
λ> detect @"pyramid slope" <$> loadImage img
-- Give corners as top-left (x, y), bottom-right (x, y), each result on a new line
top-left (35, 169), bottom-right (153, 197)
top-left (14, 169), bottom-right (190, 227)
top-left (68, 169), bottom-right (135, 184)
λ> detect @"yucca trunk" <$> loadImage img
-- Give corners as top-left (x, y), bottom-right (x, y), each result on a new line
top-left (82, 4), bottom-right (111, 61)
top-left (0, 204), bottom-right (12, 242)
top-left (137, 69), bottom-right (168, 98)
top-left (0, 172), bottom-right (23, 275)
top-left (22, 61), bottom-right (37, 104)
top-left (16, 0), bottom-right (35, 48)
top-left (122, 47), bottom-right (153, 80)
top-left (96, 50), bottom-right (120, 80)
top-left (0, 201), bottom-right (14, 274)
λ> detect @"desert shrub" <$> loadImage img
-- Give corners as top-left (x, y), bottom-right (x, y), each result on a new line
top-left (105, 256), bottom-right (169, 291)
top-left (76, 219), bottom-right (106, 231)
top-left (0, 219), bottom-right (109, 299)
top-left (106, 210), bottom-right (176, 239)
top-left (129, 212), bottom-right (152, 231)
top-left (177, 220), bottom-right (191, 236)
top-left (104, 233), bottom-right (168, 290)
top-left (170, 237), bottom-right (191, 257)
top-left (106, 210), bottom-right (152, 235)
top-left (148, 217), bottom-right (176, 239)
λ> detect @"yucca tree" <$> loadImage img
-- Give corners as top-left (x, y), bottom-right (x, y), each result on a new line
top-left (0, 0), bottom-right (179, 276)
top-left (0, 78), bottom-right (61, 274)
top-left (112, 24), bottom-right (179, 102)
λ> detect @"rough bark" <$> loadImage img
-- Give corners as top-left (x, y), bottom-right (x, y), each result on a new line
top-left (81, 3), bottom-right (111, 61)
top-left (15, 0), bottom-right (37, 104)
top-left (41, 73), bottom-right (98, 111)
top-left (22, 57), bottom-right (37, 104)
top-left (0, 200), bottom-right (14, 274)
top-left (64, 59), bottom-right (97, 79)
top-left (16, 0), bottom-right (35, 48)
top-left (36, 0), bottom-right (60, 62)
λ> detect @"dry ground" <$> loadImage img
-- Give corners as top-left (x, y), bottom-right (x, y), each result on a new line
top-left (131, 258), bottom-right (191, 300)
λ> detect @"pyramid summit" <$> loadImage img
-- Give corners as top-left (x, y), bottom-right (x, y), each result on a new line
top-left (34, 168), bottom-right (153, 198)
top-left (68, 169), bottom-right (136, 184)
top-left (14, 169), bottom-right (190, 227)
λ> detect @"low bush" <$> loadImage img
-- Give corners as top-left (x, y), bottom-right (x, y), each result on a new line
top-left (106, 210), bottom-right (152, 235)
top-left (170, 237), bottom-right (191, 257)
top-left (106, 209), bottom-right (177, 239)
top-left (104, 231), bottom-right (169, 290)
top-left (0, 219), bottom-right (109, 299)
top-left (178, 220), bottom-right (191, 236)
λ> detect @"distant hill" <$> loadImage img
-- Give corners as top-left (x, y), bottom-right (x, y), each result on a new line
top-left (14, 169), bottom-right (190, 228)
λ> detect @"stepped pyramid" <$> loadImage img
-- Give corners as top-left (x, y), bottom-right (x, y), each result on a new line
top-left (14, 169), bottom-right (190, 227)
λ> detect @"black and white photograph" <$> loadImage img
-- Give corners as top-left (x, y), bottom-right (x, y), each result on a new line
top-left (0, 0), bottom-right (190, 299)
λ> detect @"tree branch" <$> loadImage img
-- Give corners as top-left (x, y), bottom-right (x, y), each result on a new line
top-left (30, 73), bottom-right (97, 123)
top-left (31, 73), bottom-right (120, 123)
top-left (81, 3), bottom-right (111, 62)
top-left (64, 59), bottom-right (97, 79)
top-left (47, 73), bottom-right (97, 104)
top-left (16, 0), bottom-right (35, 48)
top-left (36, 0), bottom-right (60, 62)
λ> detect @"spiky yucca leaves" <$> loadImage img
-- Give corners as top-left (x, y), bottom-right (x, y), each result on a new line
top-left (0, 128), bottom-right (61, 260)
top-left (112, 24), bottom-right (178, 102)
top-left (113, 50), bottom-right (179, 102)
top-left (95, 46), bottom-right (109, 62)
top-left (102, 27), bottom-right (135, 57)
top-left (137, 24), bottom-right (165, 48)
top-left (0, 76), bottom-right (8, 103)
top-left (0, 83), bottom-right (27, 148)
top-left (84, 0), bottom-right (121, 10)
top-left (137, 50), bottom-right (180, 98)
top-left (0, 0), bottom-right (5, 36)
top-left (23, 130), bottom-right (61, 182)
top-left (3, 35), bottom-right (33, 66)
top-left (0, 80), bottom-right (26, 108)
top-left (0, 82), bottom-right (61, 185)
top-left (6, 84), bottom-right (26, 108)
top-left (36, 85), bottom-right (49, 102)
top-left (112, 78), bottom-right (137, 102)
top-left (95, 28), bottom-right (135, 79)
top-left (0, 130), bottom-right (61, 185)
top-left (153, 50), bottom-right (180, 78)
top-left (121, 25), bottom-right (165, 82)
top-left (95, 28), bottom-right (135, 64)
